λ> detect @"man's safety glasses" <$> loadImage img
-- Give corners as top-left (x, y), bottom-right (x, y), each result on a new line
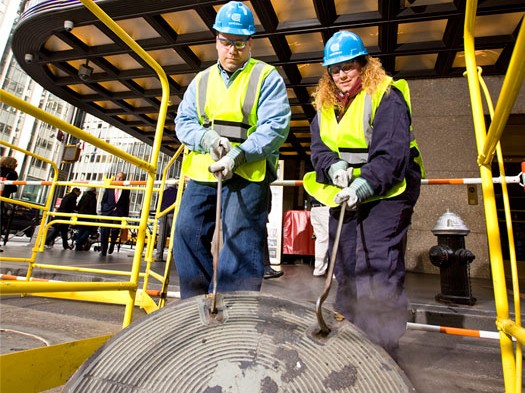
top-left (328, 61), bottom-right (357, 76)
top-left (217, 37), bottom-right (249, 50)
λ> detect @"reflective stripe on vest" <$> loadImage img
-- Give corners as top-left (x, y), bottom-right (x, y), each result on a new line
top-left (372, 78), bottom-right (426, 179)
top-left (304, 77), bottom-right (413, 206)
top-left (182, 59), bottom-right (274, 182)
top-left (303, 171), bottom-right (406, 208)
top-left (317, 90), bottom-right (371, 167)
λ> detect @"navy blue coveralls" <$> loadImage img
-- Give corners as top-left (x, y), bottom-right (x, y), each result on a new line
top-left (310, 87), bottom-right (422, 355)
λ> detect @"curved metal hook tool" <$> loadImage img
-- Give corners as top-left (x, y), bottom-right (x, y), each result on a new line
top-left (210, 171), bottom-right (222, 314)
top-left (315, 204), bottom-right (346, 336)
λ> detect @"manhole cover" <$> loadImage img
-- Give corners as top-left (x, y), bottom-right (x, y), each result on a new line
top-left (64, 292), bottom-right (414, 392)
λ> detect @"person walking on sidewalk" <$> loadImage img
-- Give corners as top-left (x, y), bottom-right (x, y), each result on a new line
top-left (0, 157), bottom-right (19, 244)
top-left (45, 187), bottom-right (81, 249)
top-left (173, 1), bottom-right (290, 298)
top-left (75, 187), bottom-right (98, 251)
top-left (155, 181), bottom-right (177, 262)
top-left (304, 31), bottom-right (425, 358)
top-left (100, 172), bottom-right (130, 257)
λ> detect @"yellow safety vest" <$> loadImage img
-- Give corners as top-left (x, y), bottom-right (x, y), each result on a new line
top-left (181, 59), bottom-right (274, 182)
top-left (303, 77), bottom-right (425, 207)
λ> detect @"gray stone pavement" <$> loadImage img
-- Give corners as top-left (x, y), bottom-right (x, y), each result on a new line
top-left (0, 235), bottom-right (516, 392)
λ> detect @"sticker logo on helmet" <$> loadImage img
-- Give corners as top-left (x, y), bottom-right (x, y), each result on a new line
top-left (330, 42), bottom-right (341, 54)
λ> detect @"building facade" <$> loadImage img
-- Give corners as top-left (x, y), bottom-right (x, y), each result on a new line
top-left (0, 0), bottom-right (179, 213)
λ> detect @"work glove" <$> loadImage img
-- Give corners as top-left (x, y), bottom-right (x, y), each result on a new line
top-left (209, 156), bottom-right (235, 180)
top-left (328, 160), bottom-right (349, 188)
top-left (332, 169), bottom-right (348, 188)
top-left (334, 187), bottom-right (358, 210)
top-left (333, 167), bottom-right (355, 188)
top-left (201, 129), bottom-right (232, 161)
top-left (334, 177), bottom-right (375, 210)
top-left (208, 147), bottom-right (246, 181)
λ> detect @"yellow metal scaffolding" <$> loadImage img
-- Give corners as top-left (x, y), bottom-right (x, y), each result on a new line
top-left (464, 1), bottom-right (524, 392)
top-left (0, 1), bottom-right (177, 389)
top-left (0, 0), bottom-right (523, 392)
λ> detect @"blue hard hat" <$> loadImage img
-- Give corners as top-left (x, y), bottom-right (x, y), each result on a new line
top-left (322, 31), bottom-right (368, 66)
top-left (213, 1), bottom-right (256, 37)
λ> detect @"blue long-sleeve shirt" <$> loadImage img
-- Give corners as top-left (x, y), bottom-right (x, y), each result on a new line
top-left (175, 59), bottom-right (291, 173)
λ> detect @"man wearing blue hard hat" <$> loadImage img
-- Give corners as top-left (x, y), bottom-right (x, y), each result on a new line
top-left (174, 1), bottom-right (290, 298)
top-left (304, 31), bottom-right (425, 359)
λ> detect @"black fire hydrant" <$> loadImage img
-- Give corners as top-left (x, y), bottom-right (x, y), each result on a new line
top-left (429, 210), bottom-right (476, 305)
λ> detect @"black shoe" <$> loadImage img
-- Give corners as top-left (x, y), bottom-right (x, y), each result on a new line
top-left (108, 243), bottom-right (115, 254)
top-left (264, 266), bottom-right (283, 279)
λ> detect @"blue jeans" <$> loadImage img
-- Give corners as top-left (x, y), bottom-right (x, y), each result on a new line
top-left (173, 174), bottom-right (270, 299)
top-left (75, 226), bottom-right (97, 251)
top-left (45, 223), bottom-right (70, 249)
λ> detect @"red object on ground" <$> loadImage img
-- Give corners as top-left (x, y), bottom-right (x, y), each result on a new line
top-left (282, 210), bottom-right (314, 255)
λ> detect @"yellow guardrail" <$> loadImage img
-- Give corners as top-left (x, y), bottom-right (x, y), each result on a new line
top-left (77, 0), bottom-right (172, 327)
top-left (464, 1), bottom-right (524, 392)
top-left (0, 140), bottom-right (58, 268)
top-left (0, 0), bottom-right (179, 391)
top-left (476, 67), bottom-right (523, 392)
top-left (0, 110), bottom-right (180, 312)
top-left (143, 149), bottom-right (185, 308)
top-left (0, 0), bottom-right (173, 328)
top-left (2, 1), bottom-right (522, 392)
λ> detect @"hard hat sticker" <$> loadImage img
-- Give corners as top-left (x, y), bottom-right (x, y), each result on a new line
top-left (330, 42), bottom-right (341, 54)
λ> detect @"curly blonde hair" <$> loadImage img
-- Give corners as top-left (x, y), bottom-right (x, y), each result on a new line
top-left (312, 56), bottom-right (389, 111)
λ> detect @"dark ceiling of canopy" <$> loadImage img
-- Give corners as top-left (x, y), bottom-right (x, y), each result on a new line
top-left (11, 0), bottom-right (525, 163)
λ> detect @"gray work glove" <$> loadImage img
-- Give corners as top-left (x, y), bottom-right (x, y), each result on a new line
top-left (333, 167), bottom-right (355, 188)
top-left (209, 156), bottom-right (235, 180)
top-left (328, 160), bottom-right (350, 188)
top-left (201, 129), bottom-right (232, 161)
top-left (334, 177), bottom-right (374, 210)
top-left (334, 187), bottom-right (358, 210)
top-left (208, 146), bottom-right (246, 181)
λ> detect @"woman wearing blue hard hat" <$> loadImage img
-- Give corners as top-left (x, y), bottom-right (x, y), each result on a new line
top-left (174, 1), bottom-right (290, 298)
top-left (304, 30), bottom-right (425, 358)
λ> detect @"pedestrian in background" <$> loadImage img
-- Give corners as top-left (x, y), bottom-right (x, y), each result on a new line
top-left (155, 180), bottom-right (177, 262)
top-left (75, 187), bottom-right (98, 251)
top-left (100, 172), bottom-right (130, 256)
top-left (173, 1), bottom-right (290, 298)
top-left (45, 187), bottom-right (81, 250)
top-left (0, 156), bottom-right (19, 248)
top-left (0, 156), bottom-right (19, 199)
top-left (305, 31), bottom-right (425, 358)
